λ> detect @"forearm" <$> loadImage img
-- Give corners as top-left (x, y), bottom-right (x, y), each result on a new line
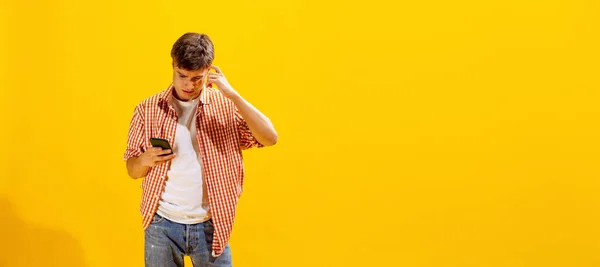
top-left (126, 156), bottom-right (150, 179)
top-left (230, 93), bottom-right (278, 146)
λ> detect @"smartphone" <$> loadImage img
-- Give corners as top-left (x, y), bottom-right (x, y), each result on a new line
top-left (150, 138), bottom-right (173, 155)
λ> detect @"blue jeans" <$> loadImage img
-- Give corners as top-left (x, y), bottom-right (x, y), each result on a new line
top-left (144, 213), bottom-right (233, 267)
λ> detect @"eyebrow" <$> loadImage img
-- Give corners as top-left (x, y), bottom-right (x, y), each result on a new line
top-left (177, 71), bottom-right (204, 79)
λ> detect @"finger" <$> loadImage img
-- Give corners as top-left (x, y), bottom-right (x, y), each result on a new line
top-left (158, 149), bottom-right (172, 155)
top-left (150, 148), bottom-right (170, 155)
top-left (156, 154), bottom-right (176, 162)
top-left (207, 78), bottom-right (220, 84)
top-left (147, 147), bottom-right (165, 155)
top-left (210, 65), bottom-right (222, 73)
top-left (148, 147), bottom-right (163, 151)
top-left (207, 73), bottom-right (222, 78)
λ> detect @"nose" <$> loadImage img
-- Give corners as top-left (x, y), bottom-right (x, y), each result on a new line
top-left (183, 80), bottom-right (194, 90)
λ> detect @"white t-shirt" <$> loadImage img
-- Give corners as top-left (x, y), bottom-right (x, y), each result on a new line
top-left (156, 96), bottom-right (210, 224)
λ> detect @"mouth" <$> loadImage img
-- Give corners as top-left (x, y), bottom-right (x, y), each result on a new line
top-left (182, 90), bottom-right (195, 94)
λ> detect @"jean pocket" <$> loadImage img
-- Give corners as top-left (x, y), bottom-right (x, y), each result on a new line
top-left (150, 213), bottom-right (165, 224)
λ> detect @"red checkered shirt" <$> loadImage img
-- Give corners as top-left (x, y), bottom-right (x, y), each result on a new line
top-left (123, 84), bottom-right (263, 257)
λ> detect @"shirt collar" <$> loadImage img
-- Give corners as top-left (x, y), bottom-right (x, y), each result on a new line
top-left (159, 84), bottom-right (212, 107)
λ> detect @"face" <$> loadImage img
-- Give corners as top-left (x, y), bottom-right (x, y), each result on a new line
top-left (172, 64), bottom-right (209, 101)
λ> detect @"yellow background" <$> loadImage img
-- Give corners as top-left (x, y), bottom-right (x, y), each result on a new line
top-left (1, 0), bottom-right (599, 266)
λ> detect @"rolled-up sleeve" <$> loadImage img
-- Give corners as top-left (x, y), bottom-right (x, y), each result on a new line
top-left (235, 107), bottom-right (264, 150)
top-left (124, 105), bottom-right (146, 161)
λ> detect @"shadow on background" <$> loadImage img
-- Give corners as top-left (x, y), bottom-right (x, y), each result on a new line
top-left (0, 198), bottom-right (85, 267)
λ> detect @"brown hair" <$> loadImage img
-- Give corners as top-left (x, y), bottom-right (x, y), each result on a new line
top-left (171, 32), bottom-right (214, 70)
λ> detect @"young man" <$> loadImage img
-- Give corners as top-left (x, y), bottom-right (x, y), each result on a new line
top-left (124, 32), bottom-right (277, 267)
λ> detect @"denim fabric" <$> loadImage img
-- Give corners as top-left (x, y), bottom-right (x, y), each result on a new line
top-left (145, 213), bottom-right (232, 267)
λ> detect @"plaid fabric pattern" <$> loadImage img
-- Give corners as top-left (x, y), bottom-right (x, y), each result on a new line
top-left (124, 84), bottom-right (263, 256)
